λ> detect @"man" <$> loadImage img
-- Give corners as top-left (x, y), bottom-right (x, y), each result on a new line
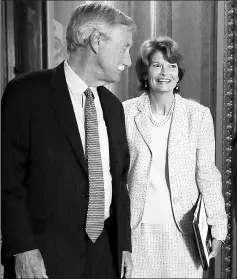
top-left (1, 3), bottom-right (136, 278)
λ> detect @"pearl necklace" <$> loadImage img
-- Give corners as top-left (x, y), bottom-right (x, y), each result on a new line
top-left (148, 96), bottom-right (174, 127)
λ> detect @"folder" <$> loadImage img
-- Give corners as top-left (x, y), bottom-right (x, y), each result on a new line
top-left (192, 194), bottom-right (212, 270)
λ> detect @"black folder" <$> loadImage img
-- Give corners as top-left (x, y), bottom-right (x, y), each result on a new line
top-left (192, 194), bottom-right (212, 270)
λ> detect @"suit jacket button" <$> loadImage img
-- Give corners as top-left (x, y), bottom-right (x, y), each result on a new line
top-left (80, 227), bottom-right (85, 232)
top-left (82, 192), bottom-right (89, 198)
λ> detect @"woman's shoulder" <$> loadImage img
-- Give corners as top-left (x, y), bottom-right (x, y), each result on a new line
top-left (177, 94), bottom-right (210, 115)
top-left (122, 97), bottom-right (138, 108)
top-left (122, 93), bottom-right (146, 112)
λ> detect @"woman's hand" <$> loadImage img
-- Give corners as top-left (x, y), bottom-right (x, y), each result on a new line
top-left (209, 238), bottom-right (223, 259)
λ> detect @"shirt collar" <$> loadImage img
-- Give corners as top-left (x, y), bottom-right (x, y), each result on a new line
top-left (64, 60), bottom-right (98, 100)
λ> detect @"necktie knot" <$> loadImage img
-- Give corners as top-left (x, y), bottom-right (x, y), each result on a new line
top-left (84, 88), bottom-right (94, 99)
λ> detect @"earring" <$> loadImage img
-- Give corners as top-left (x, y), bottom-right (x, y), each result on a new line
top-left (144, 80), bottom-right (148, 88)
top-left (175, 85), bottom-right (179, 91)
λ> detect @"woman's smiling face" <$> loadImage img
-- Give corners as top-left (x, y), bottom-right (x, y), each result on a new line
top-left (147, 50), bottom-right (179, 94)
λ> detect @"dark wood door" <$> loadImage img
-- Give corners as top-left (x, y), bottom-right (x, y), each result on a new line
top-left (13, 0), bottom-right (47, 76)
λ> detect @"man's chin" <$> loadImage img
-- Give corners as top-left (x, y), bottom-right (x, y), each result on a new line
top-left (113, 72), bottom-right (122, 83)
top-left (107, 75), bottom-right (121, 84)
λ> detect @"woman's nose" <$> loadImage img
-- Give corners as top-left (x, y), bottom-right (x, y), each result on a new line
top-left (161, 65), bottom-right (168, 74)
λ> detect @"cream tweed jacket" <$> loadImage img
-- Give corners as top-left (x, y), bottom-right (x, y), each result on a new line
top-left (123, 93), bottom-right (227, 241)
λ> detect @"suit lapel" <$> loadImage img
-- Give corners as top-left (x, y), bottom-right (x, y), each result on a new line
top-left (168, 94), bottom-right (189, 188)
top-left (135, 93), bottom-right (152, 154)
top-left (49, 62), bottom-right (88, 174)
top-left (97, 86), bottom-right (117, 166)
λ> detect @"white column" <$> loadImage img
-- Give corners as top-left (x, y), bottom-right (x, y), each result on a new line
top-left (46, 2), bottom-right (55, 68)
top-left (103, 0), bottom-right (115, 94)
top-left (150, 1), bottom-right (156, 38)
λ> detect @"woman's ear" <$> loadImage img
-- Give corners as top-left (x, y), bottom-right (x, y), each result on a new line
top-left (89, 31), bottom-right (101, 54)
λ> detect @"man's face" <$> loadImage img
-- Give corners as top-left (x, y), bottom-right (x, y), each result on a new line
top-left (96, 24), bottom-right (133, 84)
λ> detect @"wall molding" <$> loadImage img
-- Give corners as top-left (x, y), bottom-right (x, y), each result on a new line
top-left (221, 0), bottom-right (236, 278)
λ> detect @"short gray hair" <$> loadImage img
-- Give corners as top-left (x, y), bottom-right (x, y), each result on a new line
top-left (66, 2), bottom-right (136, 52)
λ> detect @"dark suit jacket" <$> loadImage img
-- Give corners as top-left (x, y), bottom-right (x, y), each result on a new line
top-left (1, 62), bottom-right (131, 277)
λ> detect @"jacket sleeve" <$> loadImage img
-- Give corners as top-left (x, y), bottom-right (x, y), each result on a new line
top-left (196, 107), bottom-right (228, 242)
top-left (1, 81), bottom-right (37, 258)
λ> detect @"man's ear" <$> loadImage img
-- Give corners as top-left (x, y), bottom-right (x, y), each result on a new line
top-left (89, 31), bottom-right (101, 54)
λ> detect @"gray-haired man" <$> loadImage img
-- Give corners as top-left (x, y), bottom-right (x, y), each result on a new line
top-left (2, 3), bottom-right (136, 278)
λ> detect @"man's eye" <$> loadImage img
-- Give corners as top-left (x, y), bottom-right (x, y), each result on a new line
top-left (153, 64), bottom-right (161, 67)
top-left (171, 64), bottom-right (177, 68)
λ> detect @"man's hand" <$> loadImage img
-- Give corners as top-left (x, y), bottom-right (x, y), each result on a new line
top-left (121, 251), bottom-right (133, 278)
top-left (209, 238), bottom-right (222, 260)
top-left (15, 249), bottom-right (48, 278)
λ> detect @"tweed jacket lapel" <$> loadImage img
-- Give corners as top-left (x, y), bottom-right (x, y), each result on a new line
top-left (167, 94), bottom-right (194, 233)
top-left (135, 93), bottom-right (153, 154)
top-left (168, 94), bottom-right (190, 188)
top-left (127, 93), bottom-right (152, 229)
top-left (49, 62), bottom-right (88, 175)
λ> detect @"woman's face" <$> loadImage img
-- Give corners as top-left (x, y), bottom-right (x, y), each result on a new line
top-left (147, 50), bottom-right (179, 94)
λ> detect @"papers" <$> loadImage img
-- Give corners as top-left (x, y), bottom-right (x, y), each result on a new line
top-left (192, 194), bottom-right (212, 270)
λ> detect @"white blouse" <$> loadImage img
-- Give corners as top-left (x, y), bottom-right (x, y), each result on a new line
top-left (141, 116), bottom-right (175, 224)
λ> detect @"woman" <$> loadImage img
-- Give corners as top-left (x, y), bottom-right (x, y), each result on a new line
top-left (123, 36), bottom-right (227, 278)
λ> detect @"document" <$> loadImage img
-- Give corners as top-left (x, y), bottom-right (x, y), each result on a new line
top-left (193, 194), bottom-right (212, 270)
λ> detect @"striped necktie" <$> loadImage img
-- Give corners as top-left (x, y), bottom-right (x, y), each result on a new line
top-left (84, 88), bottom-right (105, 242)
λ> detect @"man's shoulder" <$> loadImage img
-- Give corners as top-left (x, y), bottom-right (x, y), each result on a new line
top-left (98, 86), bottom-right (122, 106)
top-left (8, 68), bottom-right (54, 89)
top-left (2, 68), bottom-right (55, 106)
top-left (178, 95), bottom-right (210, 120)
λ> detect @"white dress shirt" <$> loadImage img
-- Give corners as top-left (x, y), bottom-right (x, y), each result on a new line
top-left (64, 60), bottom-right (112, 220)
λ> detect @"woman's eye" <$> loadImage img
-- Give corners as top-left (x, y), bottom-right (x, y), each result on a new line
top-left (153, 64), bottom-right (161, 67)
top-left (171, 64), bottom-right (177, 68)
